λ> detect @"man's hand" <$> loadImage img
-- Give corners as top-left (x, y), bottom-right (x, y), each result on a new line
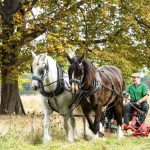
top-left (136, 101), bottom-right (141, 105)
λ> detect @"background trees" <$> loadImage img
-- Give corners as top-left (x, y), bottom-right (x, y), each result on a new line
top-left (0, 0), bottom-right (149, 114)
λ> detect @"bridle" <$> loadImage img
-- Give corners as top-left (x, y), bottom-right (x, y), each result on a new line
top-left (68, 60), bottom-right (101, 111)
top-left (31, 55), bottom-right (65, 97)
top-left (69, 58), bottom-right (85, 88)
top-left (31, 58), bottom-right (49, 88)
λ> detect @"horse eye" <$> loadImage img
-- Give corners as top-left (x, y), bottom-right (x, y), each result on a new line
top-left (39, 68), bottom-right (44, 75)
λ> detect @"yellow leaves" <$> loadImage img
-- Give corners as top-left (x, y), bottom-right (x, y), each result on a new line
top-left (101, 7), bottom-right (109, 18)
top-left (46, 33), bottom-right (64, 54)
top-left (14, 12), bottom-right (23, 24)
top-left (18, 77), bottom-right (30, 85)
top-left (9, 32), bottom-right (22, 42)
top-left (18, 76), bottom-right (30, 92)
top-left (57, 56), bottom-right (64, 64)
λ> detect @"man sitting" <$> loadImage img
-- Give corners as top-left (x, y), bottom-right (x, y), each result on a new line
top-left (124, 73), bottom-right (149, 126)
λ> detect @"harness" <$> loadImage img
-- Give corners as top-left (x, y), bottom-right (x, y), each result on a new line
top-left (32, 58), bottom-right (66, 114)
top-left (69, 64), bottom-right (124, 114)
top-left (69, 80), bottom-right (101, 112)
top-left (98, 66), bottom-right (124, 114)
top-left (32, 64), bottom-right (65, 97)
top-left (69, 62), bottom-right (101, 112)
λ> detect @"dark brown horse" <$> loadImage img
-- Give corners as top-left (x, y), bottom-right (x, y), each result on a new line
top-left (67, 54), bottom-right (125, 139)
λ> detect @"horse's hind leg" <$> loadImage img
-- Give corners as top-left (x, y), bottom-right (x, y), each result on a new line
top-left (64, 115), bottom-right (74, 142)
top-left (115, 101), bottom-right (124, 139)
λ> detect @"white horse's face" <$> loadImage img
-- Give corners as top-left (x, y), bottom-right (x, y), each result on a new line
top-left (31, 52), bottom-right (48, 91)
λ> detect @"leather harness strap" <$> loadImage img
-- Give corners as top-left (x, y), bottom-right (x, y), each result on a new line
top-left (32, 62), bottom-right (66, 114)
top-left (32, 64), bottom-right (65, 97)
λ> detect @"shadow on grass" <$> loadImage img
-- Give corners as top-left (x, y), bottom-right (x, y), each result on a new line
top-left (25, 128), bottom-right (65, 145)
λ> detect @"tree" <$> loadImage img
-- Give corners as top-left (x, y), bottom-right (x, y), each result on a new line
top-left (0, 0), bottom-right (84, 114)
top-left (0, 0), bottom-right (46, 114)
top-left (0, 0), bottom-right (149, 114)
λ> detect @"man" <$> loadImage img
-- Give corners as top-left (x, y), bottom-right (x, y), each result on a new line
top-left (124, 73), bottom-right (149, 126)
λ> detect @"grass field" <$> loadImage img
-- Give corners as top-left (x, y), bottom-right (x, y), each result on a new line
top-left (0, 94), bottom-right (150, 150)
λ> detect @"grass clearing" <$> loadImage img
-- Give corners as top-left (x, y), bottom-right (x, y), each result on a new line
top-left (0, 94), bottom-right (150, 150)
top-left (0, 114), bottom-right (150, 150)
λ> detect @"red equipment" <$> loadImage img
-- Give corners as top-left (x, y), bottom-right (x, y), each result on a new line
top-left (123, 103), bottom-right (150, 136)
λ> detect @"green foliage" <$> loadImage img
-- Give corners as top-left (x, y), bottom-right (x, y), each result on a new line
top-left (0, 0), bottom-right (150, 82)
top-left (18, 73), bottom-right (32, 95)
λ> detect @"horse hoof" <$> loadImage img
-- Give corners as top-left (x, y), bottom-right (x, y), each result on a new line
top-left (84, 134), bottom-right (92, 141)
top-left (92, 132), bottom-right (105, 141)
top-left (98, 131), bottom-right (104, 138)
top-left (43, 136), bottom-right (52, 143)
top-left (117, 135), bottom-right (124, 140)
top-left (66, 137), bottom-right (74, 142)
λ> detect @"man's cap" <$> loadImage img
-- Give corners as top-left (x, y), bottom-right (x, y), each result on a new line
top-left (130, 73), bottom-right (141, 78)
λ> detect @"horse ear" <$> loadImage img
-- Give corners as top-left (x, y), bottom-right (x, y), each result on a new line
top-left (78, 53), bottom-right (84, 63)
top-left (43, 53), bottom-right (47, 60)
top-left (80, 53), bottom-right (84, 59)
top-left (66, 54), bottom-right (72, 64)
top-left (31, 51), bottom-right (37, 59)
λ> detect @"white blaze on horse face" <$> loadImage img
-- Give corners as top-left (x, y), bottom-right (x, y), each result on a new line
top-left (75, 83), bottom-right (79, 93)
top-left (71, 71), bottom-right (79, 94)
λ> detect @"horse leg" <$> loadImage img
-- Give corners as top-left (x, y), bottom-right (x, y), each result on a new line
top-left (70, 115), bottom-right (78, 140)
top-left (88, 95), bottom-right (103, 135)
top-left (81, 100), bottom-right (104, 140)
top-left (63, 115), bottom-right (74, 142)
top-left (42, 98), bottom-right (53, 143)
top-left (114, 101), bottom-right (124, 139)
top-left (93, 102), bottom-right (105, 138)
top-left (99, 117), bottom-right (105, 133)
top-left (80, 101), bottom-right (94, 130)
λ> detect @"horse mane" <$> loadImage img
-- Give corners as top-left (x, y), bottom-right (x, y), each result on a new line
top-left (82, 59), bottom-right (96, 88)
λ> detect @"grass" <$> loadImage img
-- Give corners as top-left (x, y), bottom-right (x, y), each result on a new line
top-left (1, 129), bottom-right (150, 150)
top-left (0, 114), bottom-right (150, 150)
top-left (0, 95), bottom-right (150, 150)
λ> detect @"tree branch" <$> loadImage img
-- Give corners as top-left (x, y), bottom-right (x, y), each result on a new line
top-left (134, 16), bottom-right (150, 29)
top-left (16, 1), bottom-right (86, 47)
top-left (120, 0), bottom-right (150, 29)
top-left (11, 0), bottom-right (29, 14)
top-left (26, 0), bottom-right (38, 13)
top-left (0, 2), bottom-right (3, 16)
top-left (18, 24), bottom-right (47, 46)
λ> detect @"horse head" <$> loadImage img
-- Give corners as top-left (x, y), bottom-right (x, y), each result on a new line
top-left (31, 51), bottom-right (49, 91)
top-left (67, 54), bottom-right (85, 95)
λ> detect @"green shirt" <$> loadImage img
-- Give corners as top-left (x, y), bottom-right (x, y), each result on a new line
top-left (126, 83), bottom-right (149, 102)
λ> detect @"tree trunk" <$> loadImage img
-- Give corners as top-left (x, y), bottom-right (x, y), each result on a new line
top-left (0, 0), bottom-right (26, 115)
top-left (0, 69), bottom-right (25, 115)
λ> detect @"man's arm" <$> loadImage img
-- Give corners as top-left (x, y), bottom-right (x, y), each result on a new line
top-left (137, 95), bottom-right (149, 105)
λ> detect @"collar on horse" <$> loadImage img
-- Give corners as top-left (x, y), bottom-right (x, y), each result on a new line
top-left (69, 80), bottom-right (101, 112)
top-left (32, 64), bottom-right (65, 97)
